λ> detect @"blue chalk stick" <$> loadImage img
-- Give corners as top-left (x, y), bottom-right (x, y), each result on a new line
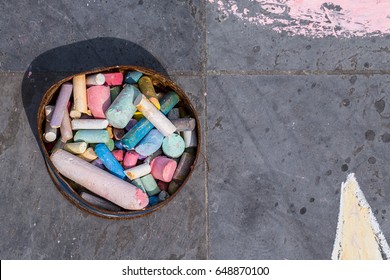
top-left (124, 71), bottom-right (143, 84)
top-left (135, 129), bottom-right (164, 156)
top-left (122, 91), bottom-right (180, 150)
top-left (114, 140), bottom-right (124, 150)
top-left (94, 143), bottom-right (125, 179)
top-left (148, 195), bottom-right (159, 207)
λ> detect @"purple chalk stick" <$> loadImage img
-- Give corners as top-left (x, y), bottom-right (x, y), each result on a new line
top-left (50, 83), bottom-right (73, 128)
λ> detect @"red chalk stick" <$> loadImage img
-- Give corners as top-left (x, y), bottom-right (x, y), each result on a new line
top-left (104, 73), bottom-right (123, 86)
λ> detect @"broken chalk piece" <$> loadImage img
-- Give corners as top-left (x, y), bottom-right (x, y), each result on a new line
top-left (73, 74), bottom-right (88, 113)
top-left (172, 152), bottom-right (195, 182)
top-left (44, 105), bottom-right (57, 142)
top-left (71, 119), bottom-right (109, 130)
top-left (121, 91), bottom-right (180, 150)
top-left (106, 138), bottom-right (115, 151)
top-left (106, 126), bottom-right (113, 139)
top-left (168, 181), bottom-right (180, 195)
top-left (138, 76), bottom-right (160, 110)
top-left (80, 191), bottom-right (122, 212)
top-left (182, 130), bottom-right (197, 148)
top-left (50, 149), bottom-right (148, 210)
top-left (60, 108), bottom-right (73, 142)
top-left (112, 150), bottom-right (124, 162)
top-left (135, 129), bottom-right (164, 157)
top-left (131, 178), bottom-right (147, 193)
top-left (50, 83), bottom-right (73, 128)
top-left (150, 156), bottom-right (177, 183)
top-left (158, 190), bottom-right (169, 201)
top-left (74, 129), bottom-right (110, 143)
top-left (95, 143), bottom-right (125, 179)
top-left (162, 134), bottom-right (185, 158)
top-left (134, 94), bottom-right (176, 137)
top-left (105, 85), bottom-right (139, 128)
top-left (125, 71), bottom-right (143, 84)
top-left (77, 147), bottom-right (98, 162)
top-left (87, 85), bottom-right (111, 119)
top-left (124, 162), bottom-right (151, 180)
top-left (113, 128), bottom-right (125, 140)
top-left (148, 195), bottom-right (159, 206)
top-left (104, 72), bottom-right (123, 86)
top-left (123, 150), bottom-right (139, 169)
top-left (171, 118), bottom-right (196, 132)
top-left (86, 73), bottom-right (105, 86)
top-left (140, 174), bottom-right (160, 196)
top-left (157, 181), bottom-right (168, 192)
top-left (64, 142), bottom-right (88, 154)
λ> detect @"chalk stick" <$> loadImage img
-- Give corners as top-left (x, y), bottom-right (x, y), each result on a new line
top-left (71, 119), bottom-right (109, 130)
top-left (162, 134), bottom-right (185, 158)
top-left (182, 130), bottom-right (198, 148)
top-left (51, 149), bottom-right (148, 210)
top-left (70, 103), bottom-right (82, 119)
top-left (114, 140), bottom-right (124, 150)
top-left (131, 178), bottom-right (146, 193)
top-left (105, 85), bottom-right (139, 128)
top-left (80, 191), bottom-right (122, 212)
top-left (124, 162), bottom-right (151, 180)
top-left (86, 73), bottom-right (105, 86)
top-left (113, 128), bottom-right (125, 140)
top-left (104, 72), bottom-right (123, 86)
top-left (171, 118), bottom-right (196, 132)
top-left (60, 108), bottom-right (73, 142)
top-left (44, 105), bottom-right (57, 142)
top-left (144, 148), bottom-right (163, 164)
top-left (77, 147), bottom-right (97, 162)
top-left (150, 156), bottom-right (177, 182)
top-left (168, 181), bottom-right (180, 195)
top-left (95, 143), bottom-right (125, 179)
top-left (148, 195), bottom-right (159, 206)
top-left (167, 108), bottom-right (180, 120)
top-left (106, 126), bottom-right (113, 139)
top-left (51, 138), bottom-right (66, 154)
top-left (110, 86), bottom-right (122, 103)
top-left (91, 158), bottom-right (105, 170)
top-left (50, 83), bottom-right (73, 128)
top-left (140, 174), bottom-right (160, 196)
top-left (172, 152), bottom-right (195, 182)
top-left (121, 91), bottom-right (180, 150)
top-left (157, 181), bottom-right (168, 192)
top-left (135, 129), bottom-right (164, 157)
top-left (64, 142), bottom-right (88, 154)
top-left (74, 130), bottom-right (110, 143)
top-left (123, 150), bottom-right (139, 169)
top-left (106, 138), bottom-right (115, 151)
top-left (87, 85), bottom-right (111, 119)
top-left (134, 94), bottom-right (176, 137)
top-left (112, 150), bottom-right (124, 162)
top-left (125, 119), bottom-right (137, 132)
top-left (133, 111), bottom-right (144, 120)
top-left (158, 190), bottom-right (169, 201)
top-left (125, 71), bottom-right (143, 84)
top-left (138, 76), bottom-right (160, 109)
top-left (73, 74), bottom-right (88, 113)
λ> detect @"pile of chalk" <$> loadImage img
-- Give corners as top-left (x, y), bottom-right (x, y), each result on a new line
top-left (44, 70), bottom-right (197, 211)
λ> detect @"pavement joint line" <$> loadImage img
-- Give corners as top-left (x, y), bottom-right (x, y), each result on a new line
top-left (200, 0), bottom-right (210, 260)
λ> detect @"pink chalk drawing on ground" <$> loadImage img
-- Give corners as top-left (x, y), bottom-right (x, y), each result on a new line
top-left (210, 0), bottom-right (390, 38)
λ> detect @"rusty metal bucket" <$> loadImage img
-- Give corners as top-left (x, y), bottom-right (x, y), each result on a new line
top-left (37, 66), bottom-right (200, 219)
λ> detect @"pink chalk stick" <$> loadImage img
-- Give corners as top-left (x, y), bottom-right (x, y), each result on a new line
top-left (123, 150), bottom-right (139, 169)
top-left (112, 150), bottom-right (124, 162)
top-left (50, 83), bottom-right (73, 128)
top-left (157, 181), bottom-right (169, 192)
top-left (104, 73), bottom-right (124, 86)
top-left (150, 156), bottom-right (177, 183)
top-left (87, 85), bottom-right (111, 119)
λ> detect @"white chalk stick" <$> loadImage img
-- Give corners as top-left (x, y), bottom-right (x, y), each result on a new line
top-left (71, 119), bottom-right (109, 130)
top-left (86, 73), bottom-right (105, 86)
top-left (124, 162), bottom-right (151, 180)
